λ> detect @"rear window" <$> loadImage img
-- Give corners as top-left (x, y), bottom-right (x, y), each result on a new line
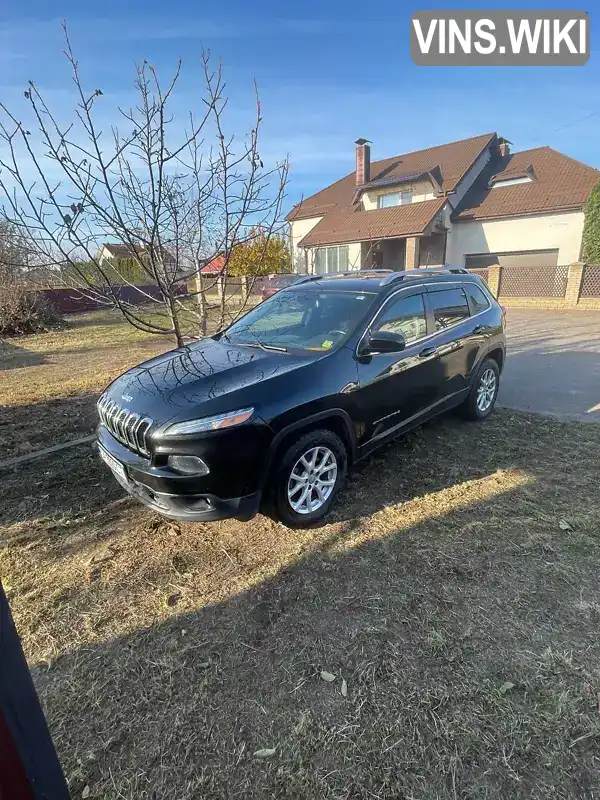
top-left (465, 284), bottom-right (491, 314)
top-left (428, 289), bottom-right (470, 330)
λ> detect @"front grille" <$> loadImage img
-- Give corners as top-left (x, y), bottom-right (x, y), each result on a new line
top-left (97, 394), bottom-right (153, 456)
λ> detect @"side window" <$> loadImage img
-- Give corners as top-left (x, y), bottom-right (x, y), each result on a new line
top-left (465, 284), bottom-right (491, 314)
top-left (429, 289), bottom-right (470, 331)
top-left (372, 293), bottom-right (427, 343)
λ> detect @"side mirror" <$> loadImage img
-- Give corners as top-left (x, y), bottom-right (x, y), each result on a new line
top-left (364, 330), bottom-right (406, 354)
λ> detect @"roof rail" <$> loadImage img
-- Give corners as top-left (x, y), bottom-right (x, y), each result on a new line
top-left (380, 267), bottom-right (469, 286)
top-left (294, 269), bottom-right (392, 285)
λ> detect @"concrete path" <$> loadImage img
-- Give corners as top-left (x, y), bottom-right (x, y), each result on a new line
top-left (499, 308), bottom-right (600, 422)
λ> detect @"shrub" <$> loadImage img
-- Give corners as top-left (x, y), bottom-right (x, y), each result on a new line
top-left (228, 230), bottom-right (291, 277)
top-left (582, 180), bottom-right (600, 264)
top-left (0, 284), bottom-right (66, 336)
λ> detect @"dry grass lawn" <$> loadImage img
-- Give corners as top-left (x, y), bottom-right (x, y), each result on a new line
top-left (0, 305), bottom-right (250, 460)
top-left (1, 409), bottom-right (600, 799)
top-left (0, 309), bottom-right (172, 459)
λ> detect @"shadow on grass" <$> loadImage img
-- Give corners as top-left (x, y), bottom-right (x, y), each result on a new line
top-left (0, 394), bottom-right (100, 463)
top-left (0, 340), bottom-right (47, 370)
top-left (26, 412), bottom-right (600, 800)
top-left (0, 410), bottom-right (524, 552)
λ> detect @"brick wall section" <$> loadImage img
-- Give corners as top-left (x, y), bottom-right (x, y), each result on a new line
top-left (565, 263), bottom-right (584, 304)
top-left (499, 297), bottom-right (600, 310)
top-left (355, 142), bottom-right (370, 185)
top-left (405, 237), bottom-right (420, 269)
top-left (487, 265), bottom-right (501, 297)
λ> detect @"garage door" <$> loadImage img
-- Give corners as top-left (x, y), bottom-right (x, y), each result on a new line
top-left (465, 249), bottom-right (559, 269)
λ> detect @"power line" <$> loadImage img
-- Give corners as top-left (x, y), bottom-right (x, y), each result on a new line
top-left (525, 110), bottom-right (600, 145)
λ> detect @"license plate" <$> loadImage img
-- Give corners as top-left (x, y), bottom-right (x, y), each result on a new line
top-left (98, 445), bottom-right (127, 483)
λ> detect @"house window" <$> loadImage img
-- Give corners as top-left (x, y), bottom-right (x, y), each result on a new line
top-left (377, 191), bottom-right (412, 209)
top-left (314, 245), bottom-right (349, 274)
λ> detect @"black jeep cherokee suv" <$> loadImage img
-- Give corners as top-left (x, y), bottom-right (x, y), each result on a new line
top-left (97, 268), bottom-right (506, 527)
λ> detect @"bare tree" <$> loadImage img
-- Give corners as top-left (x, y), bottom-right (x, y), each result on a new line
top-left (0, 24), bottom-right (289, 346)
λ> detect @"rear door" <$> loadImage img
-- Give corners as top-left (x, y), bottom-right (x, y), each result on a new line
top-left (355, 289), bottom-right (442, 444)
top-left (424, 285), bottom-right (485, 401)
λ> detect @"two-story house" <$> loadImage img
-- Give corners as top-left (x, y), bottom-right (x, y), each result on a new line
top-left (287, 133), bottom-right (599, 273)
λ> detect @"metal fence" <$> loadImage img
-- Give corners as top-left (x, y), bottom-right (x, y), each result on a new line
top-left (497, 265), bottom-right (570, 298)
top-left (194, 275), bottom-right (267, 297)
top-left (580, 265), bottom-right (600, 298)
top-left (467, 268), bottom-right (489, 283)
top-left (41, 284), bottom-right (180, 314)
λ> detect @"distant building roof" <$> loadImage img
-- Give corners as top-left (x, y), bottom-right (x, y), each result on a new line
top-left (200, 255), bottom-right (225, 274)
top-left (100, 242), bottom-right (174, 261)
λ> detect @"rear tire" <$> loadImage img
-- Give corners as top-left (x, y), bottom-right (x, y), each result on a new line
top-left (461, 358), bottom-right (500, 420)
top-left (271, 429), bottom-right (348, 528)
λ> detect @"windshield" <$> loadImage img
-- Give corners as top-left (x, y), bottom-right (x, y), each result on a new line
top-left (220, 289), bottom-right (376, 352)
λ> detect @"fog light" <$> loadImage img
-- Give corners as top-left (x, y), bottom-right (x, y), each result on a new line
top-left (168, 455), bottom-right (210, 475)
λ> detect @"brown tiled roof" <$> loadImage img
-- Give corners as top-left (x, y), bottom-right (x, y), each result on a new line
top-left (287, 132), bottom-right (496, 222)
top-left (454, 147), bottom-right (600, 221)
top-left (298, 198), bottom-right (446, 247)
top-left (101, 242), bottom-right (174, 261)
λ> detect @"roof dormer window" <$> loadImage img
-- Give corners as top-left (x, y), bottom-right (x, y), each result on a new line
top-left (490, 175), bottom-right (533, 188)
top-left (489, 166), bottom-right (535, 189)
top-left (378, 191), bottom-right (412, 208)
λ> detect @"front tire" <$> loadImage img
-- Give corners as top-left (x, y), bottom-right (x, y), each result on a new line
top-left (461, 358), bottom-right (500, 420)
top-left (272, 429), bottom-right (348, 527)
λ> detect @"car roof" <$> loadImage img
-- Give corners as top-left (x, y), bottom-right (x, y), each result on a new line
top-left (286, 268), bottom-right (477, 294)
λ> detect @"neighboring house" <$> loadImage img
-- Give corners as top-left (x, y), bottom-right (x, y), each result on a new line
top-left (287, 133), bottom-right (600, 273)
top-left (199, 255), bottom-right (225, 274)
top-left (97, 242), bottom-right (176, 269)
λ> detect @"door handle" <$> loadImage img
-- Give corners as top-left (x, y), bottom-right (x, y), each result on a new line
top-left (419, 346), bottom-right (438, 358)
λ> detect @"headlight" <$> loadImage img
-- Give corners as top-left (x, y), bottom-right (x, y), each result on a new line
top-left (162, 407), bottom-right (254, 436)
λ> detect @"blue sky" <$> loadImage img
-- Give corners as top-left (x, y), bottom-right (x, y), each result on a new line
top-left (1, 0), bottom-right (599, 211)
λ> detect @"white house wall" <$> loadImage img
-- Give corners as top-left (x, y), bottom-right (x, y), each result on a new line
top-left (446, 211), bottom-right (585, 266)
top-left (290, 216), bottom-right (323, 272)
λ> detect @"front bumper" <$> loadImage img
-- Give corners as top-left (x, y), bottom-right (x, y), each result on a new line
top-left (96, 426), bottom-right (265, 522)
top-left (106, 458), bottom-right (261, 521)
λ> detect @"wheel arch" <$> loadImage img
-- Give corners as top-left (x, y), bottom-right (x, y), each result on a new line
top-left (262, 410), bottom-right (357, 489)
top-left (485, 346), bottom-right (505, 372)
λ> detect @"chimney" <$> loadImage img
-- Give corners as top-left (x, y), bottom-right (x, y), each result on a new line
top-left (498, 138), bottom-right (510, 158)
top-left (355, 138), bottom-right (371, 185)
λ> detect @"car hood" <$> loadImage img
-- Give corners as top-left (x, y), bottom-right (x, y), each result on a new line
top-left (104, 337), bottom-right (313, 422)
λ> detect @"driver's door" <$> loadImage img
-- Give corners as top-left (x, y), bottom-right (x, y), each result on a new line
top-left (354, 290), bottom-right (441, 447)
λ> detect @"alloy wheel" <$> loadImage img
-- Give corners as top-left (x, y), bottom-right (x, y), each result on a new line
top-left (287, 446), bottom-right (338, 514)
top-left (476, 368), bottom-right (497, 412)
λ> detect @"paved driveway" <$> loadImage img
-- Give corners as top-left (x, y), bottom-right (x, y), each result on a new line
top-left (498, 308), bottom-right (600, 422)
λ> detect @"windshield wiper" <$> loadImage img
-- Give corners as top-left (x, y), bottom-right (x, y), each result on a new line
top-left (243, 341), bottom-right (288, 353)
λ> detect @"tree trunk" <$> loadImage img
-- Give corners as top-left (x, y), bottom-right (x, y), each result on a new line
top-left (219, 276), bottom-right (226, 329)
top-left (166, 294), bottom-right (184, 348)
top-left (195, 269), bottom-right (207, 336)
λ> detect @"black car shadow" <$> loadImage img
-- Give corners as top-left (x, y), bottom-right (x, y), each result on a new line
top-left (21, 413), bottom-right (600, 799)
